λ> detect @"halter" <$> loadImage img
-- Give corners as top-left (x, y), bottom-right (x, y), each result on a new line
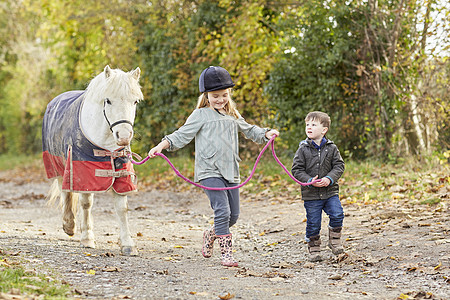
top-left (103, 98), bottom-right (134, 132)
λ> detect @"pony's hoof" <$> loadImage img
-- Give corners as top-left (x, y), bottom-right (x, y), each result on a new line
top-left (81, 240), bottom-right (96, 248)
top-left (63, 223), bottom-right (75, 236)
top-left (121, 246), bottom-right (138, 256)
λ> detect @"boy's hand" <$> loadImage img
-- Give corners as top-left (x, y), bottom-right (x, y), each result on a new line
top-left (311, 176), bottom-right (331, 187)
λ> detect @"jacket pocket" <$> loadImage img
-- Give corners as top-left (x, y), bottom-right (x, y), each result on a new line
top-left (199, 146), bottom-right (217, 159)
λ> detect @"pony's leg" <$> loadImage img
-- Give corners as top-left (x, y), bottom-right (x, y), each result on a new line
top-left (79, 193), bottom-right (96, 248)
top-left (113, 192), bottom-right (138, 256)
top-left (62, 191), bottom-right (76, 236)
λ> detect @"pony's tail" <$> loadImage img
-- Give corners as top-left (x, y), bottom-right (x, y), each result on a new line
top-left (46, 178), bottom-right (79, 214)
top-left (46, 179), bottom-right (61, 207)
top-left (46, 179), bottom-right (79, 236)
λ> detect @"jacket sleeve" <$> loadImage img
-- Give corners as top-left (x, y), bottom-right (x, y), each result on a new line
top-left (291, 145), bottom-right (311, 183)
top-left (325, 145), bottom-right (345, 184)
top-left (235, 112), bottom-right (269, 144)
top-left (163, 109), bottom-right (203, 151)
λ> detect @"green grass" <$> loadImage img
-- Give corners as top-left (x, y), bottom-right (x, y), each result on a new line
top-left (0, 153), bottom-right (42, 171)
top-left (0, 151), bottom-right (447, 206)
top-left (0, 258), bottom-right (72, 298)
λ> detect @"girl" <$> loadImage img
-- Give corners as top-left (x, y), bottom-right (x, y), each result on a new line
top-left (148, 66), bottom-right (279, 267)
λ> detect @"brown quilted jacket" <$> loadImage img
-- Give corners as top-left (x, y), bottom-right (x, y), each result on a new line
top-left (291, 138), bottom-right (345, 201)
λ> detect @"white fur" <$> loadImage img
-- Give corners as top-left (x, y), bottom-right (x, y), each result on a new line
top-left (48, 66), bottom-right (142, 256)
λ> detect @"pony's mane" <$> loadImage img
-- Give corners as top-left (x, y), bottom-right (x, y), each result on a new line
top-left (84, 68), bottom-right (143, 102)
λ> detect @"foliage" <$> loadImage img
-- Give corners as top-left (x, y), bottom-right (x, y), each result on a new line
top-left (0, 0), bottom-right (140, 154)
top-left (0, 252), bottom-right (72, 298)
top-left (265, 0), bottom-right (450, 159)
top-left (0, 0), bottom-right (448, 159)
top-left (265, 1), bottom-right (365, 157)
top-left (0, 1), bottom-right (51, 154)
top-left (134, 0), bottom-right (283, 153)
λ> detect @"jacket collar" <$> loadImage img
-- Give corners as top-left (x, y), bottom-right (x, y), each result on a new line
top-left (301, 137), bottom-right (333, 148)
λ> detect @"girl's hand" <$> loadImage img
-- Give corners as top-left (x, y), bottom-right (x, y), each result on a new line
top-left (148, 146), bottom-right (161, 158)
top-left (148, 140), bottom-right (170, 158)
top-left (266, 129), bottom-right (280, 139)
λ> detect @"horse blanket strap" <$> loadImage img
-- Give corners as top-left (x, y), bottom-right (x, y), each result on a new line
top-left (95, 169), bottom-right (135, 178)
top-left (42, 90), bottom-right (137, 194)
top-left (93, 149), bottom-right (127, 158)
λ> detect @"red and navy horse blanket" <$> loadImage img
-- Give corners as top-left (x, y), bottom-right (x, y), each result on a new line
top-left (42, 90), bottom-right (137, 194)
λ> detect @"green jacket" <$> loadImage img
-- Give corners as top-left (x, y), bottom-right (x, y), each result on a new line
top-left (291, 138), bottom-right (345, 200)
top-left (164, 107), bottom-right (269, 183)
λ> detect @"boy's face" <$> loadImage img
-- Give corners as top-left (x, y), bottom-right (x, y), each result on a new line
top-left (305, 118), bottom-right (328, 141)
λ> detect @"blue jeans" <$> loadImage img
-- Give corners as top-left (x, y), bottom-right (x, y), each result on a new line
top-left (200, 177), bottom-right (240, 236)
top-left (303, 195), bottom-right (344, 241)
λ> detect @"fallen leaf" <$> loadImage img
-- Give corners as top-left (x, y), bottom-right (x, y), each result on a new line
top-left (269, 277), bottom-right (284, 282)
top-left (303, 262), bottom-right (315, 269)
top-left (218, 292), bottom-right (235, 300)
top-left (271, 262), bottom-right (292, 269)
top-left (406, 264), bottom-right (418, 272)
top-left (397, 293), bottom-right (413, 299)
top-left (102, 267), bottom-right (121, 272)
top-left (328, 274), bottom-right (343, 280)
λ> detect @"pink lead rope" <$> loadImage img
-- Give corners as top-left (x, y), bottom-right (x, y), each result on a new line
top-left (128, 136), bottom-right (320, 190)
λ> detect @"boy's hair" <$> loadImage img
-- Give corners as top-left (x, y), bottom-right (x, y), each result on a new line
top-left (305, 111), bottom-right (331, 128)
top-left (196, 88), bottom-right (239, 119)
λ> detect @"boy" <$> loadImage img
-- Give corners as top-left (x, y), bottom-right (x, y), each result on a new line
top-left (291, 111), bottom-right (345, 262)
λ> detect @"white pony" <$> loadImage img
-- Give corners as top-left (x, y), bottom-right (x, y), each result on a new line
top-left (42, 65), bottom-right (143, 256)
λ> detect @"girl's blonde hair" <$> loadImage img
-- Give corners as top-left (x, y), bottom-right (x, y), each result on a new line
top-left (196, 88), bottom-right (239, 119)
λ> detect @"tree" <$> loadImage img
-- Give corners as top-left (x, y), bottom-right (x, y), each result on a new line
top-left (266, 0), bottom-right (449, 159)
top-left (134, 0), bottom-right (283, 154)
top-left (266, 1), bottom-right (365, 157)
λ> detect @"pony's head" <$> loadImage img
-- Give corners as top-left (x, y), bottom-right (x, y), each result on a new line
top-left (85, 65), bottom-right (143, 147)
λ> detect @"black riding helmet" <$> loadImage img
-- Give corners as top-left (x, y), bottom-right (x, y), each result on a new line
top-left (199, 66), bottom-right (235, 93)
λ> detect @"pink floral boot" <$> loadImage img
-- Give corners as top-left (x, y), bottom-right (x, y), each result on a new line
top-left (217, 234), bottom-right (238, 267)
top-left (201, 226), bottom-right (216, 258)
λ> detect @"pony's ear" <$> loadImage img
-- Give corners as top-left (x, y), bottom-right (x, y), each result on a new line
top-left (131, 67), bottom-right (141, 81)
top-left (104, 65), bottom-right (112, 78)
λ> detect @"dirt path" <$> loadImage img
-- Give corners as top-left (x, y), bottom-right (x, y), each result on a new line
top-left (0, 168), bottom-right (449, 300)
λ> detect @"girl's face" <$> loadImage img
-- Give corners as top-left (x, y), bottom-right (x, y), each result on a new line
top-left (207, 89), bottom-right (230, 111)
top-left (305, 118), bottom-right (328, 141)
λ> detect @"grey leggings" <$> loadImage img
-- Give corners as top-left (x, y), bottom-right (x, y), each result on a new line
top-left (200, 177), bottom-right (240, 236)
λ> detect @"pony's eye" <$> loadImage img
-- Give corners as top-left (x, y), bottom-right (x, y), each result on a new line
top-left (134, 100), bottom-right (139, 105)
top-left (105, 98), bottom-right (112, 105)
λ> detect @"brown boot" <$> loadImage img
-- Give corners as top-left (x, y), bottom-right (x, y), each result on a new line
top-left (201, 225), bottom-right (216, 258)
top-left (307, 235), bottom-right (322, 262)
top-left (328, 226), bottom-right (344, 255)
top-left (217, 234), bottom-right (238, 267)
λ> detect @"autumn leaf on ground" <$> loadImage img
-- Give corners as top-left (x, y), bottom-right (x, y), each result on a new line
top-left (218, 292), bottom-right (235, 300)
